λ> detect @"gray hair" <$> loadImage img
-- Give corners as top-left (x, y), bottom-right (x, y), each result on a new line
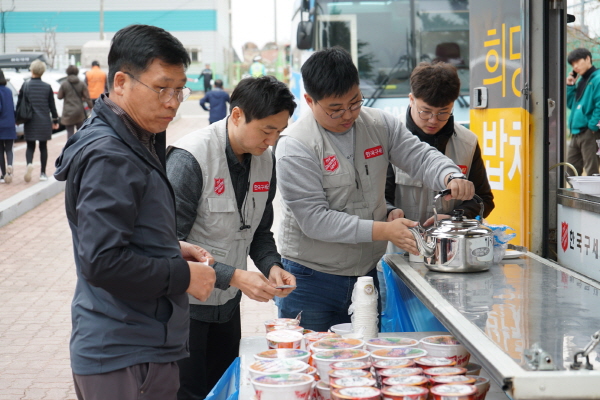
top-left (30, 59), bottom-right (46, 76)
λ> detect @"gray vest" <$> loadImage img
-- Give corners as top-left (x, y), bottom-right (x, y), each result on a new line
top-left (279, 108), bottom-right (390, 276)
top-left (169, 120), bottom-right (273, 305)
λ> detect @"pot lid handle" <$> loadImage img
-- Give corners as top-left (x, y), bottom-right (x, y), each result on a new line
top-left (432, 190), bottom-right (485, 225)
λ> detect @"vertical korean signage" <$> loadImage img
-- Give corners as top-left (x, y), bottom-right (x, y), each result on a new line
top-left (470, 0), bottom-right (529, 247)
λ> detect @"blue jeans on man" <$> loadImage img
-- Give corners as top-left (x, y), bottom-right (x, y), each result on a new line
top-left (277, 259), bottom-right (381, 332)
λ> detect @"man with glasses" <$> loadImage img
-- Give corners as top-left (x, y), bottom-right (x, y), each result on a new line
top-left (275, 48), bottom-right (475, 332)
top-left (386, 62), bottom-right (494, 235)
top-left (55, 25), bottom-right (215, 400)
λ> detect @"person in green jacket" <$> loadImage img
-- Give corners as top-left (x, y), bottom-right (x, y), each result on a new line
top-left (566, 47), bottom-right (600, 176)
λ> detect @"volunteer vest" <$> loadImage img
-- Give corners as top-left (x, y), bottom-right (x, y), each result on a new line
top-left (86, 66), bottom-right (106, 99)
top-left (279, 108), bottom-right (390, 276)
top-left (391, 123), bottom-right (477, 225)
top-left (169, 119), bottom-right (273, 305)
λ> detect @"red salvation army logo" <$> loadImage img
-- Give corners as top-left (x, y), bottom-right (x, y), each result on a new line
top-left (214, 178), bottom-right (225, 195)
top-left (364, 145), bottom-right (384, 159)
top-left (323, 155), bottom-right (339, 172)
top-left (561, 222), bottom-right (568, 252)
top-left (253, 181), bottom-right (270, 192)
top-left (458, 165), bottom-right (468, 174)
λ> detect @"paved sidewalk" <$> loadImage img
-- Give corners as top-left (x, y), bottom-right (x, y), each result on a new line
top-left (0, 102), bottom-right (278, 399)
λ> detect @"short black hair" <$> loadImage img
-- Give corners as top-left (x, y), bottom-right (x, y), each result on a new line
top-left (108, 24), bottom-right (190, 90)
top-left (301, 47), bottom-right (359, 101)
top-left (214, 79), bottom-right (223, 88)
top-left (230, 76), bottom-right (296, 123)
top-left (66, 65), bottom-right (79, 76)
top-left (92, 60), bottom-right (100, 67)
top-left (0, 69), bottom-right (6, 86)
top-left (410, 62), bottom-right (460, 107)
top-left (568, 48), bottom-right (592, 65)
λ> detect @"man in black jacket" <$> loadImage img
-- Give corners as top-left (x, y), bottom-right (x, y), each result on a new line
top-left (386, 62), bottom-right (494, 230)
top-left (54, 24), bottom-right (216, 400)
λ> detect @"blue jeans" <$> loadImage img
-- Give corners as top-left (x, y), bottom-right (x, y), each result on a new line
top-left (277, 259), bottom-right (381, 332)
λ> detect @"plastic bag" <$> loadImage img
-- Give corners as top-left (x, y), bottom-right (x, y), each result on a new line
top-left (205, 357), bottom-right (240, 400)
top-left (478, 218), bottom-right (517, 263)
top-left (380, 258), bottom-right (447, 333)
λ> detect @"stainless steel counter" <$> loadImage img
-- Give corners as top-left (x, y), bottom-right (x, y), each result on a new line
top-left (384, 252), bottom-right (600, 399)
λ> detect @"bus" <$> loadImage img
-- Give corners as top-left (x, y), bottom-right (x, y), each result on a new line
top-left (289, 0), bottom-right (471, 124)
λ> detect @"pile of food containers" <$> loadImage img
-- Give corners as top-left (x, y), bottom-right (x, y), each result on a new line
top-left (248, 322), bottom-right (491, 400)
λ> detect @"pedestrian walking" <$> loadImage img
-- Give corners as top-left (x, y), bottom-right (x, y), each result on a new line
top-left (199, 64), bottom-right (213, 93)
top-left (58, 65), bottom-right (93, 139)
top-left (84, 60), bottom-right (108, 104)
top-left (199, 79), bottom-right (230, 124)
top-left (54, 24), bottom-right (216, 400)
top-left (249, 56), bottom-right (266, 77)
top-left (16, 59), bottom-right (58, 182)
top-left (0, 69), bottom-right (16, 183)
top-left (167, 76), bottom-right (297, 400)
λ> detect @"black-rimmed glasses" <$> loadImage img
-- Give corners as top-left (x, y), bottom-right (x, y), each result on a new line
top-left (124, 72), bottom-right (191, 103)
top-left (415, 106), bottom-right (453, 121)
top-left (315, 96), bottom-right (364, 119)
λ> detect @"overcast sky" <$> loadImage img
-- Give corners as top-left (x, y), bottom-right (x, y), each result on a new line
top-left (231, 0), bottom-right (293, 57)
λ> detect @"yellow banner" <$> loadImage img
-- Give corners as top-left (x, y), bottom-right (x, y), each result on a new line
top-left (470, 108), bottom-right (530, 247)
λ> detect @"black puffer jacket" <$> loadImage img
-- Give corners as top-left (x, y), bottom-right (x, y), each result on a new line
top-left (17, 77), bottom-right (57, 141)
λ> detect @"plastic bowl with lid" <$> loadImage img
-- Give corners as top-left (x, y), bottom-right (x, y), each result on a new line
top-left (248, 359), bottom-right (309, 379)
top-left (430, 374), bottom-right (476, 387)
top-left (372, 358), bottom-right (415, 373)
top-left (312, 349), bottom-right (370, 381)
top-left (330, 323), bottom-right (353, 335)
top-left (331, 386), bottom-right (381, 400)
top-left (365, 337), bottom-right (419, 351)
top-left (419, 335), bottom-right (470, 367)
top-left (423, 366), bottom-right (467, 378)
top-left (381, 385), bottom-right (429, 400)
top-left (311, 338), bottom-right (365, 352)
top-left (328, 368), bottom-right (374, 385)
top-left (305, 331), bottom-right (341, 348)
top-left (382, 374), bottom-right (429, 388)
top-left (266, 329), bottom-right (304, 349)
top-left (264, 318), bottom-right (301, 333)
top-left (415, 356), bottom-right (456, 369)
top-left (251, 373), bottom-right (314, 400)
top-left (331, 360), bottom-right (371, 371)
top-left (430, 384), bottom-right (477, 400)
top-left (254, 348), bottom-right (310, 363)
top-left (370, 347), bottom-right (427, 362)
top-left (330, 376), bottom-right (377, 391)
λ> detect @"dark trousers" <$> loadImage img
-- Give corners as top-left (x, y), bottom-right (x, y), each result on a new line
top-left (177, 305), bottom-right (241, 400)
top-left (25, 140), bottom-right (48, 173)
top-left (73, 362), bottom-right (179, 400)
top-left (568, 128), bottom-right (600, 176)
top-left (66, 121), bottom-right (84, 139)
top-left (0, 139), bottom-right (14, 176)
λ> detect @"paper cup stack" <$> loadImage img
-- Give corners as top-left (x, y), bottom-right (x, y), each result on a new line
top-left (348, 276), bottom-right (378, 339)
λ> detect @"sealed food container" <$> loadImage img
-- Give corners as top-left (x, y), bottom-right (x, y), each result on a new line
top-left (423, 367), bottom-right (467, 378)
top-left (316, 380), bottom-right (332, 400)
top-left (415, 356), bottom-right (456, 369)
top-left (419, 335), bottom-right (470, 367)
top-left (330, 376), bottom-right (377, 390)
top-left (331, 361), bottom-right (372, 371)
top-left (251, 373), bottom-right (314, 400)
top-left (311, 338), bottom-right (365, 352)
top-left (381, 385), bottom-right (429, 400)
top-left (266, 330), bottom-right (304, 349)
top-left (430, 384), bottom-right (477, 400)
top-left (329, 369), bottom-right (374, 385)
top-left (382, 374), bottom-right (429, 388)
top-left (254, 349), bottom-right (310, 364)
top-left (465, 363), bottom-right (482, 376)
top-left (430, 375), bottom-right (476, 387)
top-left (366, 337), bottom-right (419, 351)
top-left (467, 375), bottom-right (490, 400)
top-left (371, 347), bottom-right (427, 363)
top-left (313, 349), bottom-right (370, 381)
top-left (248, 359), bottom-right (309, 378)
top-left (305, 332), bottom-right (341, 348)
top-left (331, 386), bottom-right (382, 400)
top-left (264, 318), bottom-right (301, 333)
top-left (376, 367), bottom-right (424, 387)
top-left (372, 358), bottom-right (416, 372)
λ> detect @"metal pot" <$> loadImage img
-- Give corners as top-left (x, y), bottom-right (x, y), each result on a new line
top-left (409, 190), bottom-right (493, 272)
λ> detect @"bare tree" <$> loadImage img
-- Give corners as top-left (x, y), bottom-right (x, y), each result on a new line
top-left (39, 25), bottom-right (57, 69)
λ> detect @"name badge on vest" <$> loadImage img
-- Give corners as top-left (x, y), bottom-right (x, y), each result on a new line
top-left (364, 145), bottom-right (384, 159)
top-left (253, 181), bottom-right (270, 192)
top-left (323, 155), bottom-right (339, 172)
top-left (214, 178), bottom-right (225, 195)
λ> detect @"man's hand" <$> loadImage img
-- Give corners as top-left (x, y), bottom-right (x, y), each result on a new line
top-left (423, 214), bottom-right (450, 227)
top-left (52, 123), bottom-right (59, 130)
top-left (187, 262), bottom-right (216, 302)
top-left (230, 269), bottom-right (280, 302)
top-left (373, 218), bottom-right (419, 255)
top-left (179, 241), bottom-right (215, 265)
top-left (566, 73), bottom-right (577, 86)
top-left (444, 174), bottom-right (475, 201)
top-left (268, 265), bottom-right (296, 298)
top-left (387, 208), bottom-right (405, 222)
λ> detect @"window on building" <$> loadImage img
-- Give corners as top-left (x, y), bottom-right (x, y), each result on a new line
top-left (188, 47), bottom-right (201, 62)
top-left (67, 49), bottom-right (82, 66)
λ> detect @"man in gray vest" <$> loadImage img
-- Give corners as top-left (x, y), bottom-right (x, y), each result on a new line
top-left (275, 47), bottom-right (475, 332)
top-left (167, 76), bottom-right (297, 400)
top-left (385, 62), bottom-right (494, 236)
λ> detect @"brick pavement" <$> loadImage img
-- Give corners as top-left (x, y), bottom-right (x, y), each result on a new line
top-left (0, 101), bottom-right (278, 399)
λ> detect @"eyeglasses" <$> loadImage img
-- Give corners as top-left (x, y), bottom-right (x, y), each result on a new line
top-left (315, 96), bottom-right (364, 119)
top-left (415, 106), bottom-right (453, 121)
top-left (124, 72), bottom-right (191, 103)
